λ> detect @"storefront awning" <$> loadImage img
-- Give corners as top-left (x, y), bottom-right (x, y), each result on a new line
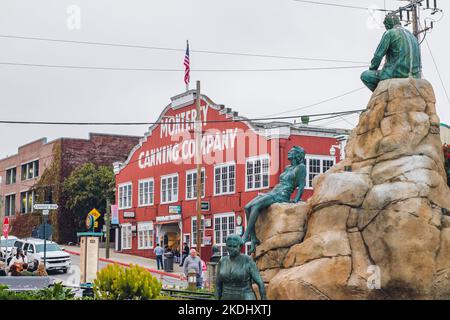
top-left (154, 220), bottom-right (180, 225)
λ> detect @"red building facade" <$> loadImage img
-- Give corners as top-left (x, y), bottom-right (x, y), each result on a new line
top-left (115, 91), bottom-right (350, 261)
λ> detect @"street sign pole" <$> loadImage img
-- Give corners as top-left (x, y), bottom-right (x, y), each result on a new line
top-left (105, 199), bottom-right (111, 259)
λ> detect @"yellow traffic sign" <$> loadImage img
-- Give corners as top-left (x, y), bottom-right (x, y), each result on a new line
top-left (88, 208), bottom-right (101, 220)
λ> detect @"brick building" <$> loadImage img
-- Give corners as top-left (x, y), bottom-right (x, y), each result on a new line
top-left (114, 91), bottom-right (351, 261)
top-left (0, 133), bottom-right (141, 243)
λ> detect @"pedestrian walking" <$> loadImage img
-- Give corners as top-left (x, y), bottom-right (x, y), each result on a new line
top-left (8, 248), bottom-right (27, 267)
top-left (153, 243), bottom-right (164, 270)
top-left (180, 242), bottom-right (189, 267)
top-left (183, 249), bottom-right (203, 289)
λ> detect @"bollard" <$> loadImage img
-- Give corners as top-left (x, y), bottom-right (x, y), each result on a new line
top-left (187, 269), bottom-right (197, 291)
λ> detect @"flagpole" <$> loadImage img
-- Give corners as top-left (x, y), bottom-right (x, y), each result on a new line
top-left (186, 40), bottom-right (189, 92)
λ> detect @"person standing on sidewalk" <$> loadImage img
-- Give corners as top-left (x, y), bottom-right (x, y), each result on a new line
top-left (179, 242), bottom-right (189, 267)
top-left (153, 243), bottom-right (164, 270)
top-left (183, 249), bottom-right (203, 288)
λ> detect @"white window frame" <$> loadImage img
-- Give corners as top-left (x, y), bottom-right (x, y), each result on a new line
top-left (138, 178), bottom-right (154, 207)
top-left (245, 154), bottom-right (270, 191)
top-left (213, 161), bottom-right (236, 196)
top-left (191, 216), bottom-right (205, 247)
top-left (213, 212), bottom-right (236, 256)
top-left (20, 190), bottom-right (35, 214)
top-left (160, 173), bottom-right (179, 204)
top-left (5, 193), bottom-right (16, 216)
top-left (5, 167), bottom-right (17, 185)
top-left (137, 222), bottom-right (154, 250)
top-left (121, 223), bottom-right (132, 250)
top-left (118, 182), bottom-right (132, 209)
top-left (20, 159), bottom-right (39, 181)
top-left (305, 155), bottom-right (336, 189)
top-left (185, 168), bottom-right (205, 200)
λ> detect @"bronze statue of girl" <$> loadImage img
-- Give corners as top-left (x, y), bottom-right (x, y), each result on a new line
top-left (242, 146), bottom-right (307, 253)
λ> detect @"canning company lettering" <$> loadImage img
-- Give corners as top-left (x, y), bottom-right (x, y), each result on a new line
top-left (138, 105), bottom-right (238, 169)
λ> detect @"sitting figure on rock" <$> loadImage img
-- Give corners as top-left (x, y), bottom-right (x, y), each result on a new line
top-left (361, 14), bottom-right (422, 92)
top-left (242, 146), bottom-right (306, 253)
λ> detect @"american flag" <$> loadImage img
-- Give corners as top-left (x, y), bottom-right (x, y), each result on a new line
top-left (184, 41), bottom-right (190, 87)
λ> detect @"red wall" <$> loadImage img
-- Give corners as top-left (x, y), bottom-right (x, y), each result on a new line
top-left (116, 95), bottom-right (340, 261)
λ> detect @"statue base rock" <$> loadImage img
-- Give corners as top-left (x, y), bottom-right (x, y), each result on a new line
top-left (255, 78), bottom-right (450, 299)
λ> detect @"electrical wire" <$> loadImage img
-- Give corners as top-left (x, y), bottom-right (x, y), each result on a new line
top-left (263, 86), bottom-right (366, 117)
top-left (292, 0), bottom-right (391, 11)
top-left (0, 109), bottom-right (365, 126)
top-left (425, 39), bottom-right (450, 105)
top-left (0, 34), bottom-right (367, 65)
top-left (0, 61), bottom-right (368, 73)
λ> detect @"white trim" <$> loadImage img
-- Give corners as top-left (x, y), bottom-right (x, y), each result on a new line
top-left (185, 168), bottom-right (205, 201)
top-left (19, 158), bottom-right (39, 166)
top-left (138, 178), bottom-right (155, 207)
top-left (121, 223), bottom-right (132, 250)
top-left (160, 173), bottom-right (179, 204)
top-left (4, 165), bottom-right (17, 171)
top-left (4, 192), bottom-right (16, 197)
top-left (118, 182), bottom-right (133, 209)
top-left (191, 216), bottom-right (206, 248)
top-left (305, 155), bottom-right (336, 189)
top-left (213, 212), bottom-right (236, 255)
top-left (245, 154), bottom-right (271, 192)
top-left (137, 221), bottom-right (154, 249)
top-left (213, 161), bottom-right (236, 196)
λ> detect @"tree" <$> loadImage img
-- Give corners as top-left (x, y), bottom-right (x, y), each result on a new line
top-left (63, 163), bottom-right (115, 235)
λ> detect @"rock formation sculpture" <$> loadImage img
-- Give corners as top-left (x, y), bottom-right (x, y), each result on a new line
top-left (255, 78), bottom-right (450, 299)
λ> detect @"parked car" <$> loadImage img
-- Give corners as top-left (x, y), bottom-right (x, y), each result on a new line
top-left (0, 236), bottom-right (19, 261)
top-left (13, 238), bottom-right (71, 273)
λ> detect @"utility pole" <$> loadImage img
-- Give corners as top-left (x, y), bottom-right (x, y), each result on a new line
top-left (393, 0), bottom-right (442, 41)
top-left (195, 80), bottom-right (202, 257)
top-left (105, 198), bottom-right (111, 259)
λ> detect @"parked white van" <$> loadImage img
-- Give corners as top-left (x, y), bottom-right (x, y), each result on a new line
top-left (0, 236), bottom-right (18, 260)
top-left (13, 238), bottom-right (71, 273)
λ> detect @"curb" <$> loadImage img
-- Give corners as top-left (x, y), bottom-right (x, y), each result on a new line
top-left (63, 248), bottom-right (183, 280)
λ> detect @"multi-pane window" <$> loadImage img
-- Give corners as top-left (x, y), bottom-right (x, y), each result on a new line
top-left (5, 194), bottom-right (16, 216)
top-left (214, 163), bottom-right (235, 195)
top-left (20, 190), bottom-right (35, 213)
top-left (306, 156), bottom-right (336, 188)
top-left (6, 167), bottom-right (16, 185)
top-left (246, 156), bottom-right (270, 190)
top-left (186, 169), bottom-right (205, 200)
top-left (138, 222), bottom-right (154, 249)
top-left (161, 174), bottom-right (178, 204)
top-left (214, 214), bottom-right (235, 255)
top-left (138, 179), bottom-right (154, 206)
top-left (191, 217), bottom-right (205, 246)
top-left (21, 160), bottom-right (39, 181)
top-left (121, 224), bottom-right (132, 250)
top-left (118, 183), bottom-right (132, 209)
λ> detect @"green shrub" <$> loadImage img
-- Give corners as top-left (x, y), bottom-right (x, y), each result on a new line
top-left (93, 264), bottom-right (162, 300)
top-left (0, 283), bottom-right (75, 300)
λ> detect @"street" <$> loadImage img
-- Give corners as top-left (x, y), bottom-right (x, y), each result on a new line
top-left (50, 253), bottom-right (187, 289)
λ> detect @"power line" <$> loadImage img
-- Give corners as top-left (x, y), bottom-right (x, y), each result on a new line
top-left (0, 61), bottom-right (368, 73)
top-left (0, 109), bottom-right (365, 126)
top-left (0, 34), bottom-right (367, 65)
top-left (292, 0), bottom-right (390, 11)
top-left (425, 39), bottom-right (450, 105)
top-left (263, 86), bottom-right (366, 117)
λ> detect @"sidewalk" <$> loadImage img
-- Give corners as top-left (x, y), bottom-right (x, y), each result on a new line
top-left (61, 245), bottom-right (185, 280)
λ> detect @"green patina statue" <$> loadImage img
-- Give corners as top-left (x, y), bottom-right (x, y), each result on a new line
top-left (361, 14), bottom-right (422, 92)
top-left (216, 235), bottom-right (266, 300)
top-left (242, 146), bottom-right (307, 253)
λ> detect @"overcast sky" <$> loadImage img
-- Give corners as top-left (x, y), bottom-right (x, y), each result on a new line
top-left (0, 0), bottom-right (448, 159)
